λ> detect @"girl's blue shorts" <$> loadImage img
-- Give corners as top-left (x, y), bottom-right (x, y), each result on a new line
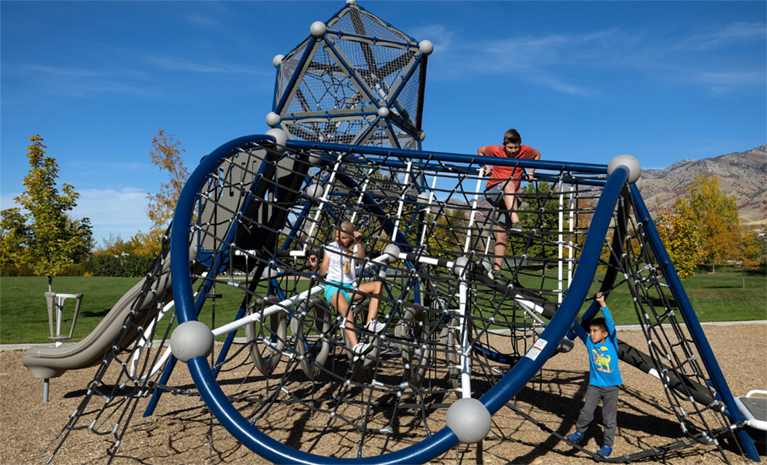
top-left (325, 281), bottom-right (354, 304)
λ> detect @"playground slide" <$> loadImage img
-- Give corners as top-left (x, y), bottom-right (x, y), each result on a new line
top-left (22, 261), bottom-right (172, 380)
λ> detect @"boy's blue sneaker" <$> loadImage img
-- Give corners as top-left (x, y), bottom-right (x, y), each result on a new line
top-left (567, 432), bottom-right (584, 443)
top-left (596, 445), bottom-right (612, 458)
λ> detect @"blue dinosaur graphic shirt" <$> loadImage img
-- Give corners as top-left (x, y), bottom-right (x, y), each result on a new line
top-left (587, 306), bottom-right (623, 387)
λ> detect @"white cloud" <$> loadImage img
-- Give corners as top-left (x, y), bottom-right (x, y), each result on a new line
top-left (2, 188), bottom-right (150, 244)
top-left (669, 21), bottom-right (766, 52)
top-left (73, 187), bottom-right (153, 243)
top-left (4, 63), bottom-right (158, 99)
top-left (421, 20), bottom-right (764, 97)
top-left (410, 24), bottom-right (455, 53)
top-left (185, 14), bottom-right (222, 29)
top-left (0, 193), bottom-right (20, 212)
top-left (423, 25), bottom-right (612, 96)
top-left (147, 55), bottom-right (270, 76)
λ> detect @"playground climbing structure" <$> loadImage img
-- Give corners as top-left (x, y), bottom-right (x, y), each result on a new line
top-left (33, 2), bottom-right (762, 464)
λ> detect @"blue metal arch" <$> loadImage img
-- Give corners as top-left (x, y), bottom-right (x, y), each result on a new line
top-left (170, 134), bottom-right (634, 464)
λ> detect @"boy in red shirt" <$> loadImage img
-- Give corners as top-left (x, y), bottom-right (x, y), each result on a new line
top-left (478, 128), bottom-right (541, 275)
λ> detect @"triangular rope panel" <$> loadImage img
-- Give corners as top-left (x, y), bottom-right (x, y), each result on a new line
top-left (283, 119), bottom-right (373, 145)
top-left (392, 63), bottom-right (421, 128)
top-left (329, 35), bottom-right (416, 97)
top-left (284, 43), bottom-right (367, 116)
top-left (277, 40), bottom-right (310, 105)
top-left (330, 7), bottom-right (415, 44)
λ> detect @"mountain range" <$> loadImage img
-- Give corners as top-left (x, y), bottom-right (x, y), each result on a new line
top-left (640, 145), bottom-right (767, 227)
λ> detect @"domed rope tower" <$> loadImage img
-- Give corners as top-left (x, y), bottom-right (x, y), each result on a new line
top-left (37, 2), bottom-right (762, 464)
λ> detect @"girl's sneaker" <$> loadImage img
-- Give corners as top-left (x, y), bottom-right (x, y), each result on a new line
top-left (366, 319), bottom-right (386, 334)
top-left (567, 432), bottom-right (584, 443)
top-left (352, 342), bottom-right (371, 361)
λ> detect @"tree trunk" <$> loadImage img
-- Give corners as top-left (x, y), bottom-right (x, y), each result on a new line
top-left (742, 263), bottom-right (745, 289)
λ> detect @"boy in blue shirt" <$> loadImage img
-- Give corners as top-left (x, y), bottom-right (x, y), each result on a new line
top-left (567, 292), bottom-right (623, 458)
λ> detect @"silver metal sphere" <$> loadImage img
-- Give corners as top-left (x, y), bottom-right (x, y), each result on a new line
top-left (419, 40), bottom-right (434, 56)
top-left (310, 21), bottom-right (327, 38)
top-left (272, 54), bottom-right (284, 68)
top-left (383, 244), bottom-right (401, 263)
top-left (453, 256), bottom-right (469, 277)
top-left (607, 154), bottom-right (641, 184)
top-left (266, 112), bottom-right (281, 127)
top-left (377, 107), bottom-right (390, 118)
top-left (304, 183), bottom-right (325, 201)
top-left (170, 321), bottom-right (214, 362)
top-left (446, 398), bottom-right (492, 444)
top-left (265, 128), bottom-right (288, 153)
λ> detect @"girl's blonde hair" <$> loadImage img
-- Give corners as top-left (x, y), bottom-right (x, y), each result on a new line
top-left (338, 221), bottom-right (356, 275)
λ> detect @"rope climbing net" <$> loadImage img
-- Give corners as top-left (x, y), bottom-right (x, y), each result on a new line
top-left (45, 138), bottom-right (748, 464)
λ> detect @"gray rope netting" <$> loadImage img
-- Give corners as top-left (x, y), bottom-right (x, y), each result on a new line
top-left (45, 143), bottom-right (747, 464)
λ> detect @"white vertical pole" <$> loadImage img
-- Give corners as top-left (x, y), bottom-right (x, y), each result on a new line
top-left (558, 180), bottom-right (564, 304)
top-left (456, 169), bottom-right (485, 399)
top-left (568, 184), bottom-right (576, 286)
top-left (419, 176), bottom-right (438, 247)
top-left (459, 281), bottom-right (471, 398)
top-left (350, 167), bottom-right (374, 224)
top-left (463, 169), bottom-right (485, 254)
top-left (303, 154), bottom-right (344, 251)
top-left (391, 161), bottom-right (413, 243)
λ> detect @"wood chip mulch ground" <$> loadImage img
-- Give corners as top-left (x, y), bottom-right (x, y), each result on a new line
top-left (2, 323), bottom-right (765, 465)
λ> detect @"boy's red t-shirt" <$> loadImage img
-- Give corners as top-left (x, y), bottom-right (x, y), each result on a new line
top-left (484, 145), bottom-right (538, 190)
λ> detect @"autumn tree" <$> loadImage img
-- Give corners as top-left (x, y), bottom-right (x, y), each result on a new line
top-left (655, 197), bottom-right (701, 279)
top-left (0, 135), bottom-right (93, 290)
top-left (735, 225), bottom-right (765, 288)
top-left (686, 174), bottom-right (739, 272)
top-left (135, 129), bottom-right (190, 257)
top-left (147, 129), bottom-right (189, 231)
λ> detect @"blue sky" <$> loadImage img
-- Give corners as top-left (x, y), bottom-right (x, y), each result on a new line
top-left (2, 1), bottom-right (765, 244)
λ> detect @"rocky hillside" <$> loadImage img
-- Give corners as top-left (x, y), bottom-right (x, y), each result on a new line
top-left (640, 145), bottom-right (767, 227)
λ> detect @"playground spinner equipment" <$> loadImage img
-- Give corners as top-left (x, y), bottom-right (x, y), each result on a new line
top-left (24, 1), bottom-right (764, 463)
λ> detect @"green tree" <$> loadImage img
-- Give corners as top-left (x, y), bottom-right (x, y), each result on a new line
top-left (0, 135), bottom-right (93, 291)
top-left (686, 174), bottom-right (739, 272)
top-left (520, 181), bottom-right (561, 269)
top-left (0, 207), bottom-right (29, 269)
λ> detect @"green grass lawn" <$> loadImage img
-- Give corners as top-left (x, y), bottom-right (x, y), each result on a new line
top-left (1, 266), bottom-right (764, 344)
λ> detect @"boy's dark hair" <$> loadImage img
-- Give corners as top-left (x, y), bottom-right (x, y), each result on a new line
top-left (590, 317), bottom-right (608, 333)
top-left (503, 128), bottom-right (521, 145)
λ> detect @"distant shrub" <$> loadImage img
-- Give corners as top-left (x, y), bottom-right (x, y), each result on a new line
top-left (84, 254), bottom-right (155, 277)
top-left (1, 264), bottom-right (34, 277)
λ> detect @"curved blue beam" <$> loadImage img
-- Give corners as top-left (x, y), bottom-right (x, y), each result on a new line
top-left (171, 135), bottom-right (627, 464)
top-left (478, 166), bottom-right (629, 415)
top-left (630, 184), bottom-right (760, 463)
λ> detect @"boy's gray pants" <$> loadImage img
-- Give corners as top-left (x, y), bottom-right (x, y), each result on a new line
top-left (575, 384), bottom-right (619, 446)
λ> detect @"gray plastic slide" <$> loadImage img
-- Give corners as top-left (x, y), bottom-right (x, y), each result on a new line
top-left (23, 262), bottom-right (172, 380)
top-left (22, 148), bottom-right (267, 380)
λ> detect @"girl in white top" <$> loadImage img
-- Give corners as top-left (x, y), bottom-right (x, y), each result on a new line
top-left (309, 221), bottom-right (385, 355)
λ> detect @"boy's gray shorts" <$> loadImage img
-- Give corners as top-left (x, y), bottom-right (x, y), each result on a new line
top-left (484, 183), bottom-right (512, 227)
